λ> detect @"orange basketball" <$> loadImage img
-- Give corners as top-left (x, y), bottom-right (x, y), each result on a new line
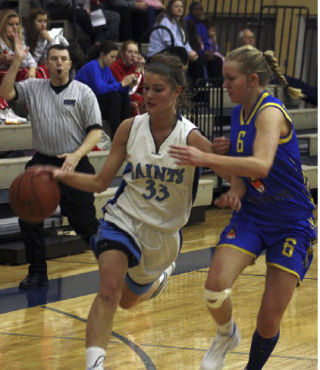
top-left (9, 169), bottom-right (60, 223)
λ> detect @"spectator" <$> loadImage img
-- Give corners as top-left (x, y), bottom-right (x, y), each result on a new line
top-left (23, 7), bottom-right (53, 72)
top-left (97, 0), bottom-right (149, 42)
top-left (185, 2), bottom-right (223, 80)
top-left (146, 0), bottom-right (205, 85)
top-left (89, 0), bottom-right (121, 41)
top-left (75, 41), bottom-right (135, 138)
top-left (238, 28), bottom-right (255, 46)
top-left (41, 0), bottom-right (107, 48)
top-left (205, 22), bottom-right (224, 63)
top-left (0, 9), bottom-right (46, 123)
top-left (0, 37), bottom-right (102, 289)
top-left (110, 40), bottom-right (144, 115)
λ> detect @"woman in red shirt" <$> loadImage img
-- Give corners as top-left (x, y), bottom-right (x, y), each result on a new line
top-left (111, 40), bottom-right (145, 115)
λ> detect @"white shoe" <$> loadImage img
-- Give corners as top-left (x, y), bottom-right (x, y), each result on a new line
top-left (201, 323), bottom-right (240, 370)
top-left (0, 109), bottom-right (6, 123)
top-left (150, 261), bottom-right (176, 299)
top-left (4, 108), bottom-right (27, 124)
top-left (87, 355), bottom-right (105, 369)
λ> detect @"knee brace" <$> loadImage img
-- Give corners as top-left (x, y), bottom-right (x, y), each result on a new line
top-left (204, 288), bottom-right (231, 309)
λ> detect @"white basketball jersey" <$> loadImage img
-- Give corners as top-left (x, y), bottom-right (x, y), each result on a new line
top-left (105, 112), bottom-right (199, 234)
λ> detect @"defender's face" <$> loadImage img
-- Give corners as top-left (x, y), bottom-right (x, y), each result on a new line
top-left (223, 61), bottom-right (249, 104)
top-left (143, 72), bottom-right (180, 114)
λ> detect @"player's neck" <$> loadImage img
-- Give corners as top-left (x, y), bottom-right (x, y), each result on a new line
top-left (150, 110), bottom-right (177, 130)
top-left (243, 88), bottom-right (264, 118)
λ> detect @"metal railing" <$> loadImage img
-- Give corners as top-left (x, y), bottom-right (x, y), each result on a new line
top-left (199, 0), bottom-right (316, 87)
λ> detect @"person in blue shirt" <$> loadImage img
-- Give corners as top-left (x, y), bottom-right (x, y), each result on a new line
top-left (169, 45), bottom-right (316, 370)
top-left (185, 2), bottom-right (223, 80)
top-left (75, 41), bottom-right (137, 138)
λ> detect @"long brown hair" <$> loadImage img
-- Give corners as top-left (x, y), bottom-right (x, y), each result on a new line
top-left (147, 52), bottom-right (191, 109)
top-left (0, 9), bottom-right (22, 50)
top-left (156, 0), bottom-right (187, 41)
top-left (23, 8), bottom-right (48, 55)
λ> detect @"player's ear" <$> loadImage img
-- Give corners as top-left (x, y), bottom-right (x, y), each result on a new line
top-left (247, 73), bottom-right (259, 87)
top-left (176, 85), bottom-right (182, 96)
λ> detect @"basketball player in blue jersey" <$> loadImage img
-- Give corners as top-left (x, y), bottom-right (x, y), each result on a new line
top-left (45, 52), bottom-right (225, 370)
top-left (169, 45), bottom-right (316, 369)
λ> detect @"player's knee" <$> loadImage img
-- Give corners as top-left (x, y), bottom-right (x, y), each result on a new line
top-left (204, 288), bottom-right (231, 309)
top-left (98, 283), bottom-right (122, 309)
top-left (119, 296), bottom-right (138, 310)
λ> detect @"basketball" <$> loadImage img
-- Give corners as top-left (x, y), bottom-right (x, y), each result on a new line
top-left (9, 169), bottom-right (60, 223)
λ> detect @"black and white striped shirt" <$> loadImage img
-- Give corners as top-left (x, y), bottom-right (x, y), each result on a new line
top-left (15, 79), bottom-right (102, 156)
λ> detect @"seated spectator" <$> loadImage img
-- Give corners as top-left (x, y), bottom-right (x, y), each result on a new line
top-left (146, 0), bottom-right (205, 85)
top-left (93, 0), bottom-right (163, 40)
top-left (89, 0), bottom-right (121, 41)
top-left (0, 8), bottom-right (47, 123)
top-left (205, 22), bottom-right (224, 63)
top-left (41, 0), bottom-right (113, 48)
top-left (96, 0), bottom-right (147, 42)
top-left (238, 28), bottom-right (255, 46)
top-left (23, 7), bottom-right (53, 75)
top-left (185, 3), bottom-right (223, 80)
top-left (110, 40), bottom-right (144, 114)
top-left (75, 41), bottom-right (136, 138)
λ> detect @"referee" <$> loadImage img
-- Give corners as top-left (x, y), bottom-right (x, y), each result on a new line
top-left (0, 34), bottom-right (102, 289)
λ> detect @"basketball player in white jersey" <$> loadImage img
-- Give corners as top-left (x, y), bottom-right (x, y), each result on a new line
top-left (45, 52), bottom-right (224, 369)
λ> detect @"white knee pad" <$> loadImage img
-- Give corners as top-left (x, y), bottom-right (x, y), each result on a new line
top-left (204, 288), bottom-right (231, 309)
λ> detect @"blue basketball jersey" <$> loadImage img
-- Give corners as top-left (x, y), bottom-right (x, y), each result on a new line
top-left (229, 90), bottom-right (315, 229)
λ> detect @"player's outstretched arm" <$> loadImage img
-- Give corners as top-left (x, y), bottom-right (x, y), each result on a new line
top-left (169, 108), bottom-right (284, 179)
top-left (182, 129), bottom-right (232, 182)
top-left (53, 118), bottom-right (133, 193)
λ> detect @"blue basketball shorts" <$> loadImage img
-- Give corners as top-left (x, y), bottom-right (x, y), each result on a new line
top-left (91, 219), bottom-right (162, 295)
top-left (217, 213), bottom-right (316, 284)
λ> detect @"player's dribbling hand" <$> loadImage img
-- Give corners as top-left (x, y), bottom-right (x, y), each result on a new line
top-left (26, 165), bottom-right (58, 178)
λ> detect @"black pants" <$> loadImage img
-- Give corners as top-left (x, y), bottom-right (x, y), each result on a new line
top-left (109, 6), bottom-right (147, 42)
top-left (97, 91), bottom-right (132, 138)
top-left (206, 57), bottom-right (223, 80)
top-left (48, 4), bottom-right (94, 38)
top-left (188, 54), bottom-right (206, 86)
top-left (19, 153), bottom-right (99, 275)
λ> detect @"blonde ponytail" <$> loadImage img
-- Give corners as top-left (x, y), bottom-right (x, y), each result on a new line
top-left (263, 50), bottom-right (305, 100)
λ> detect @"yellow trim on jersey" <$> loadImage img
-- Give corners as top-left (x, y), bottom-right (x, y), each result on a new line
top-left (258, 102), bottom-right (292, 123)
top-left (279, 129), bottom-right (293, 144)
top-left (217, 243), bottom-right (257, 258)
top-left (267, 262), bottom-right (301, 284)
top-left (257, 102), bottom-right (293, 144)
top-left (240, 91), bottom-right (270, 126)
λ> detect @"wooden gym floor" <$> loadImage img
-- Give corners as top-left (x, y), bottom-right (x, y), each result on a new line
top-left (0, 206), bottom-right (317, 369)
